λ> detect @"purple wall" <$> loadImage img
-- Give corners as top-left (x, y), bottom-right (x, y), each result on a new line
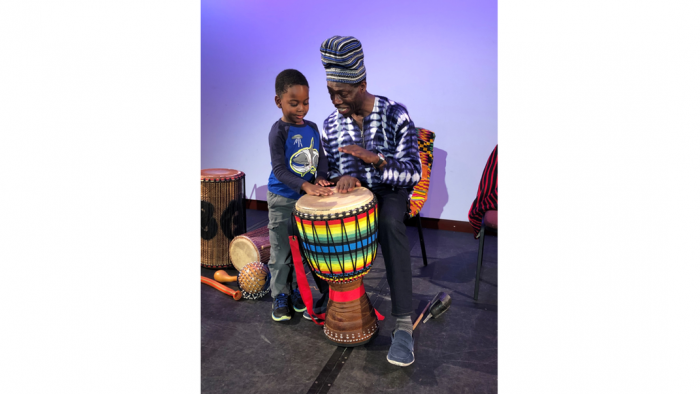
top-left (202, 0), bottom-right (497, 222)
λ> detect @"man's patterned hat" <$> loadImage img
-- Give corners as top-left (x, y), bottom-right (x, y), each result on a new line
top-left (320, 36), bottom-right (366, 84)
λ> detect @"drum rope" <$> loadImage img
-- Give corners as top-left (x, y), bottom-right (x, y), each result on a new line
top-left (319, 220), bottom-right (345, 277)
top-left (293, 203), bottom-right (380, 282)
top-left (336, 219), bottom-right (357, 277)
top-left (356, 212), bottom-right (367, 273)
top-left (299, 217), bottom-right (327, 276)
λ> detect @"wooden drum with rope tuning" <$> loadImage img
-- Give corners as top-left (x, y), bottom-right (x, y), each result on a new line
top-left (228, 226), bottom-right (271, 271)
top-left (201, 169), bottom-right (246, 269)
top-left (293, 186), bottom-right (380, 346)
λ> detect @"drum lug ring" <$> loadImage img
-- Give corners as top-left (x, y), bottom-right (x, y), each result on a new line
top-left (292, 196), bottom-right (378, 221)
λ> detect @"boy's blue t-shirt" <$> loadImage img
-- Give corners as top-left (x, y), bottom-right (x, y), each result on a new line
top-left (268, 120), bottom-right (326, 200)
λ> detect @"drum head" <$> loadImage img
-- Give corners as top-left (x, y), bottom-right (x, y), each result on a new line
top-left (201, 168), bottom-right (242, 180)
top-left (229, 237), bottom-right (260, 271)
top-left (295, 186), bottom-right (374, 215)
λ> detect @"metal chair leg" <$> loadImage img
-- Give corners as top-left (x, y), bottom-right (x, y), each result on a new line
top-left (474, 226), bottom-right (486, 301)
top-left (416, 213), bottom-right (428, 266)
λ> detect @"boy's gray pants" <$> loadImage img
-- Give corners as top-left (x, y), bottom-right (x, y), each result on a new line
top-left (266, 191), bottom-right (329, 314)
top-left (267, 191), bottom-right (297, 298)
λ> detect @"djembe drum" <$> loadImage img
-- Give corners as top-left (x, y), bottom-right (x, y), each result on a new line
top-left (228, 226), bottom-right (271, 271)
top-left (201, 169), bottom-right (247, 268)
top-left (293, 187), bottom-right (380, 346)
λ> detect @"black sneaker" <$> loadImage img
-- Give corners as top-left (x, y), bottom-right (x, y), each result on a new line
top-left (271, 293), bottom-right (291, 322)
top-left (303, 310), bottom-right (324, 322)
top-left (291, 289), bottom-right (306, 313)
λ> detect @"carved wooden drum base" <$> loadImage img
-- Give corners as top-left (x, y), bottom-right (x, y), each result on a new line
top-left (322, 279), bottom-right (379, 347)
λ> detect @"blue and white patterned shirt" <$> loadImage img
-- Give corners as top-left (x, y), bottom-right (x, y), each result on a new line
top-left (321, 95), bottom-right (421, 191)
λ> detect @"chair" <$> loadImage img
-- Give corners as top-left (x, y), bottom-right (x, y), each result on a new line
top-left (474, 210), bottom-right (497, 301)
top-left (468, 145), bottom-right (498, 300)
top-left (405, 127), bottom-right (435, 267)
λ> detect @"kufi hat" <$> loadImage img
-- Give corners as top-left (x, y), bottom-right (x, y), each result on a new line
top-left (320, 36), bottom-right (366, 84)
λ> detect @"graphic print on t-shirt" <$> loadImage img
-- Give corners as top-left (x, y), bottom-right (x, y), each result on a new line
top-left (292, 134), bottom-right (303, 147)
top-left (289, 137), bottom-right (319, 177)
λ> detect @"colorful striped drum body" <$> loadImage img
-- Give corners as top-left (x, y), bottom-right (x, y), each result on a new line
top-left (293, 187), bottom-right (381, 347)
top-left (294, 199), bottom-right (378, 282)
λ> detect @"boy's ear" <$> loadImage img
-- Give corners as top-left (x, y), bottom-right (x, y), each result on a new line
top-left (274, 95), bottom-right (281, 108)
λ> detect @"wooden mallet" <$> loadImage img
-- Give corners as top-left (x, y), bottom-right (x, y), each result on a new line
top-left (413, 291), bottom-right (452, 329)
top-left (413, 302), bottom-right (431, 330)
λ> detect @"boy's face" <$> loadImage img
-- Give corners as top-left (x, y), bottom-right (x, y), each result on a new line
top-left (275, 84), bottom-right (309, 125)
top-left (326, 81), bottom-right (365, 117)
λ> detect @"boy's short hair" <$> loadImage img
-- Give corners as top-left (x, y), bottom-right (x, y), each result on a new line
top-left (275, 69), bottom-right (309, 97)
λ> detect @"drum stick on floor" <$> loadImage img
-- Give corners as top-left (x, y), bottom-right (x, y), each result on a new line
top-left (213, 270), bottom-right (238, 283)
top-left (413, 302), bottom-right (432, 330)
top-left (201, 276), bottom-right (242, 300)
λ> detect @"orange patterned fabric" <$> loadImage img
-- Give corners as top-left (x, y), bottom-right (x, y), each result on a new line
top-left (408, 127), bottom-right (435, 218)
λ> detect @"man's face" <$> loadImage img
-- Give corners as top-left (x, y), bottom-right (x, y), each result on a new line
top-left (326, 81), bottom-right (365, 117)
top-left (275, 84), bottom-right (309, 125)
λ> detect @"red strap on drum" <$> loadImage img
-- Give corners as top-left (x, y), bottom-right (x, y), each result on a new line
top-left (328, 283), bottom-right (366, 302)
top-left (329, 283), bottom-right (385, 320)
top-left (375, 308), bottom-right (384, 320)
top-left (290, 236), bottom-right (326, 325)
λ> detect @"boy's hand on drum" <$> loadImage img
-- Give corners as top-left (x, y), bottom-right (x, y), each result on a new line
top-left (302, 182), bottom-right (334, 196)
top-left (336, 175), bottom-right (361, 193)
top-left (338, 145), bottom-right (377, 164)
top-left (315, 177), bottom-right (333, 187)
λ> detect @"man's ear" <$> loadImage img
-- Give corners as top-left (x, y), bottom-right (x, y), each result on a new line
top-left (274, 95), bottom-right (281, 108)
top-left (359, 80), bottom-right (367, 92)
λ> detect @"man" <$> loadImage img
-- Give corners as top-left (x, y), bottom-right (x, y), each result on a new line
top-left (319, 35), bottom-right (422, 367)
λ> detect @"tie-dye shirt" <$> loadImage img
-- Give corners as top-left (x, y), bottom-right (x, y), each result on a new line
top-left (321, 95), bottom-right (421, 191)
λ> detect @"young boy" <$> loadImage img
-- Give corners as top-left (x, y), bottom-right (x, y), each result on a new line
top-left (267, 69), bottom-right (333, 322)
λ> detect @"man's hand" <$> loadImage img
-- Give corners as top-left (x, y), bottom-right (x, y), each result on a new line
top-left (338, 145), bottom-right (380, 164)
top-left (335, 175), bottom-right (361, 194)
top-left (315, 176), bottom-right (333, 187)
top-left (301, 182), bottom-right (334, 196)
